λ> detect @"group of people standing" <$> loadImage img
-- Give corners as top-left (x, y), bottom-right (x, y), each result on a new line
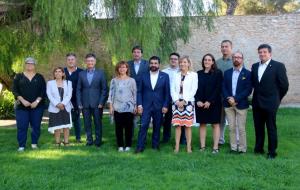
top-left (12, 40), bottom-right (289, 159)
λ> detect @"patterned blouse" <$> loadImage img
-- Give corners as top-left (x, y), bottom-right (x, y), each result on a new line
top-left (107, 77), bottom-right (137, 113)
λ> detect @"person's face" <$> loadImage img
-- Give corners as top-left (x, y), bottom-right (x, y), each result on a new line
top-left (66, 55), bottom-right (76, 68)
top-left (54, 69), bottom-right (64, 80)
top-left (221, 42), bottom-right (232, 56)
top-left (25, 63), bottom-right (35, 72)
top-left (258, 48), bottom-right (272, 63)
top-left (169, 55), bottom-right (179, 68)
top-left (232, 53), bottom-right (243, 67)
top-left (132, 49), bottom-right (142, 61)
top-left (179, 58), bottom-right (190, 71)
top-left (203, 55), bottom-right (214, 70)
top-left (149, 60), bottom-right (160, 72)
top-left (118, 64), bottom-right (128, 75)
top-left (85, 57), bottom-right (96, 69)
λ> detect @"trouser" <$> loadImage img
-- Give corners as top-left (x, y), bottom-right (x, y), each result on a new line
top-left (71, 108), bottom-right (81, 140)
top-left (82, 107), bottom-right (103, 145)
top-left (225, 107), bottom-right (248, 152)
top-left (15, 107), bottom-right (44, 147)
top-left (137, 107), bottom-right (163, 149)
top-left (114, 111), bottom-right (134, 147)
top-left (253, 106), bottom-right (278, 156)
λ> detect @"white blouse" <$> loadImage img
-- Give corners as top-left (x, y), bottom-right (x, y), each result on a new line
top-left (171, 71), bottom-right (198, 103)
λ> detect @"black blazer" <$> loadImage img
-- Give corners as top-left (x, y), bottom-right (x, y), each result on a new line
top-left (251, 59), bottom-right (289, 111)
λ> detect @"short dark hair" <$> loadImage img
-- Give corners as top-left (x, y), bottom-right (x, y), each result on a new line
top-left (149, 56), bottom-right (161, 64)
top-left (66, 53), bottom-right (76, 58)
top-left (169, 52), bottom-right (180, 58)
top-left (52, 67), bottom-right (65, 80)
top-left (221, 40), bottom-right (232, 46)
top-left (132, 45), bottom-right (143, 53)
top-left (85, 53), bottom-right (96, 59)
top-left (258, 44), bottom-right (272, 53)
top-left (201, 53), bottom-right (217, 72)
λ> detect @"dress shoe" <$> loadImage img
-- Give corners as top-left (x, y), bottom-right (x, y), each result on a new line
top-left (267, 153), bottom-right (277, 159)
top-left (152, 146), bottom-right (160, 151)
top-left (76, 139), bottom-right (82, 143)
top-left (86, 142), bottom-right (93, 146)
top-left (95, 143), bottom-right (101, 147)
top-left (229, 149), bottom-right (238, 154)
top-left (134, 148), bottom-right (144, 154)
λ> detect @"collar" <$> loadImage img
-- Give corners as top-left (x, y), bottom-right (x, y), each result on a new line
top-left (166, 66), bottom-right (179, 71)
top-left (233, 66), bottom-right (243, 72)
top-left (134, 60), bottom-right (142, 64)
top-left (87, 68), bottom-right (95, 73)
top-left (260, 59), bottom-right (271, 66)
top-left (150, 71), bottom-right (159, 75)
top-left (222, 56), bottom-right (232, 61)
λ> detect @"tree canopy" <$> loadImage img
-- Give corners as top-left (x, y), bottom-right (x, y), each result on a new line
top-left (0, 0), bottom-right (216, 89)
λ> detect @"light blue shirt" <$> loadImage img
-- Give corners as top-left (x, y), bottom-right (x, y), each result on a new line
top-left (134, 60), bottom-right (141, 74)
top-left (87, 68), bottom-right (95, 85)
top-left (162, 66), bottom-right (179, 89)
top-left (232, 67), bottom-right (242, 96)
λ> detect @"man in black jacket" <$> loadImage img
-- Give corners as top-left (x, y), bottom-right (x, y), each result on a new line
top-left (251, 44), bottom-right (289, 159)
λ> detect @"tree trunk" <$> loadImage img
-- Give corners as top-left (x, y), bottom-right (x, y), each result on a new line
top-left (223, 0), bottom-right (239, 15)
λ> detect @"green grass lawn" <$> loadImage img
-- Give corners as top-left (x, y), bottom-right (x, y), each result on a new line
top-left (0, 108), bottom-right (299, 190)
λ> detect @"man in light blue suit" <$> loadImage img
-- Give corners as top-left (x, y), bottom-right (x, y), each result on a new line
top-left (77, 53), bottom-right (108, 147)
top-left (135, 56), bottom-right (170, 153)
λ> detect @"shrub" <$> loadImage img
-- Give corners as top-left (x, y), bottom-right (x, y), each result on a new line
top-left (0, 90), bottom-right (15, 119)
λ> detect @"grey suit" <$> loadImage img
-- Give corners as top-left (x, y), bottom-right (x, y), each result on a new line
top-left (76, 69), bottom-right (108, 145)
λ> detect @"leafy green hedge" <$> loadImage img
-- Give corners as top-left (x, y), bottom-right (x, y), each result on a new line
top-left (0, 90), bottom-right (15, 119)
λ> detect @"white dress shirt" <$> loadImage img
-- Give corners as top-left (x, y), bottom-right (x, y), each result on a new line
top-left (232, 67), bottom-right (242, 96)
top-left (150, 71), bottom-right (159, 90)
top-left (171, 71), bottom-right (198, 102)
top-left (258, 59), bottom-right (271, 82)
top-left (162, 66), bottom-right (179, 89)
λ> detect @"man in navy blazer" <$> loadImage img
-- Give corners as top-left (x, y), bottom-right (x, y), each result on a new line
top-left (222, 51), bottom-right (252, 153)
top-left (127, 45), bottom-right (149, 87)
top-left (251, 44), bottom-right (289, 159)
top-left (135, 56), bottom-right (170, 153)
top-left (77, 53), bottom-right (108, 147)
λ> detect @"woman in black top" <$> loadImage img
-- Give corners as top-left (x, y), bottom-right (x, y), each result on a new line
top-left (12, 57), bottom-right (46, 151)
top-left (195, 54), bottom-right (223, 154)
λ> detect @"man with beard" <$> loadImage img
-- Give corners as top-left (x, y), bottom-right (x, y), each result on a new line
top-left (222, 51), bottom-right (252, 153)
top-left (135, 56), bottom-right (170, 153)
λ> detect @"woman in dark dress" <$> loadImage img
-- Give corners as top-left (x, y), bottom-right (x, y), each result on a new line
top-left (12, 57), bottom-right (46, 151)
top-left (195, 53), bottom-right (223, 154)
top-left (46, 67), bottom-right (73, 146)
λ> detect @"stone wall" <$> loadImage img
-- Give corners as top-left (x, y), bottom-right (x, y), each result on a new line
top-left (176, 14), bottom-right (300, 104)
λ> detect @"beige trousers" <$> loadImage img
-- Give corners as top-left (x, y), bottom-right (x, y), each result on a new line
top-left (225, 106), bottom-right (248, 152)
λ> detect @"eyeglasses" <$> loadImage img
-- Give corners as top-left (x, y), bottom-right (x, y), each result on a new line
top-left (233, 56), bottom-right (243, 59)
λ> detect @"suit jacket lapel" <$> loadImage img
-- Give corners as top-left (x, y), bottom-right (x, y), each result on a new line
top-left (236, 68), bottom-right (245, 92)
top-left (154, 71), bottom-right (163, 90)
top-left (228, 69), bottom-right (233, 96)
top-left (260, 60), bottom-right (273, 84)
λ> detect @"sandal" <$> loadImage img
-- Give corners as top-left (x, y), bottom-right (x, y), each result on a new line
top-left (199, 147), bottom-right (206, 152)
top-left (63, 142), bottom-right (70, 146)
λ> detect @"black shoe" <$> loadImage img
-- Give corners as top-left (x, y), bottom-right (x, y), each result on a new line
top-left (134, 148), bottom-right (144, 154)
top-left (229, 150), bottom-right (238, 154)
top-left (86, 142), bottom-right (93, 146)
top-left (254, 149), bottom-right (265, 155)
top-left (238, 151), bottom-right (246, 154)
top-left (267, 153), bottom-right (277, 159)
top-left (76, 139), bottom-right (82, 143)
top-left (94, 142), bottom-right (102, 147)
top-left (152, 146), bottom-right (160, 151)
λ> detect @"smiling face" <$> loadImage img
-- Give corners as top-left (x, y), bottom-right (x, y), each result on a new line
top-left (179, 58), bottom-right (190, 72)
top-left (118, 64), bottom-right (128, 75)
top-left (66, 55), bottom-right (76, 68)
top-left (85, 57), bottom-right (96, 70)
top-left (24, 63), bottom-right (35, 72)
top-left (54, 68), bottom-right (64, 80)
top-left (169, 55), bottom-right (179, 68)
top-left (203, 55), bottom-right (214, 70)
top-left (258, 48), bottom-right (272, 63)
top-left (149, 59), bottom-right (160, 72)
top-left (232, 52), bottom-right (243, 68)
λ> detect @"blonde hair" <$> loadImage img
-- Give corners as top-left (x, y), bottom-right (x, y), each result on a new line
top-left (179, 55), bottom-right (193, 71)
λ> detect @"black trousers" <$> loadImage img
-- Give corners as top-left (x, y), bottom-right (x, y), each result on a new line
top-left (162, 103), bottom-right (186, 143)
top-left (253, 106), bottom-right (278, 156)
top-left (114, 111), bottom-right (134, 147)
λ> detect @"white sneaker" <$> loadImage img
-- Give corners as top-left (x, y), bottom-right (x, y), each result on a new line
top-left (124, 147), bottom-right (131, 152)
top-left (118, 147), bottom-right (124, 152)
top-left (31, 144), bottom-right (38, 149)
top-left (17, 147), bottom-right (25, 152)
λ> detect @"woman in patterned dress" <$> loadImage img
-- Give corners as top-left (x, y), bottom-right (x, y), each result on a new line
top-left (171, 56), bottom-right (198, 153)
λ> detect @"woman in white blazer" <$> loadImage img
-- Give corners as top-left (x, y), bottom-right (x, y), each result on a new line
top-left (46, 67), bottom-right (73, 146)
top-left (171, 56), bottom-right (198, 153)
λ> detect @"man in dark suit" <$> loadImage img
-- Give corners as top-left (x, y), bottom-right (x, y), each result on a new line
top-left (222, 51), bottom-right (252, 153)
top-left (135, 56), bottom-right (170, 153)
top-left (64, 53), bottom-right (83, 143)
top-left (127, 45), bottom-right (149, 87)
top-left (77, 53), bottom-right (108, 147)
top-left (251, 44), bottom-right (289, 159)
